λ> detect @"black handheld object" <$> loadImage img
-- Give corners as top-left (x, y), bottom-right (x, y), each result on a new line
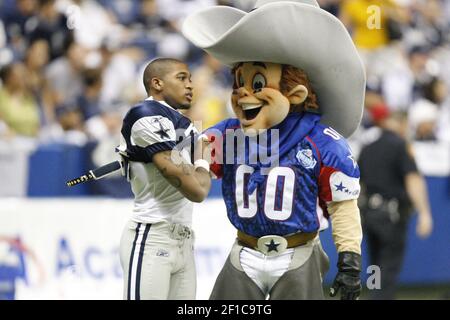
top-left (66, 132), bottom-right (204, 187)
top-left (66, 160), bottom-right (123, 187)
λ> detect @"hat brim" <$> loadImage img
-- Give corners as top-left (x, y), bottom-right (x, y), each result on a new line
top-left (182, 3), bottom-right (366, 137)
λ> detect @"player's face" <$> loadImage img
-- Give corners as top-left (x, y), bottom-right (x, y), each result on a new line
top-left (162, 63), bottom-right (193, 110)
top-left (231, 62), bottom-right (290, 134)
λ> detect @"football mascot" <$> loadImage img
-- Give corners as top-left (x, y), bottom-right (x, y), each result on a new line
top-left (183, 0), bottom-right (366, 299)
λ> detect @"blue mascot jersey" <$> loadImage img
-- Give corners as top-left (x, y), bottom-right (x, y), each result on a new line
top-left (205, 112), bottom-right (360, 237)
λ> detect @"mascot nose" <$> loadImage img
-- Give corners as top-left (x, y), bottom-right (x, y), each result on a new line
top-left (237, 87), bottom-right (251, 98)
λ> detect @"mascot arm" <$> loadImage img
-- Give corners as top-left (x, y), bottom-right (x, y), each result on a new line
top-left (328, 199), bottom-right (362, 300)
top-left (327, 199), bottom-right (362, 255)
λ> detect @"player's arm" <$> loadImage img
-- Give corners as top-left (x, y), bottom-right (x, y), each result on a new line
top-left (153, 150), bottom-right (211, 203)
top-left (130, 114), bottom-right (211, 202)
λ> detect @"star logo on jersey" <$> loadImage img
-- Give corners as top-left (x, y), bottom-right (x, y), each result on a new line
top-left (335, 182), bottom-right (346, 192)
top-left (265, 239), bottom-right (281, 253)
top-left (155, 121), bottom-right (171, 140)
top-left (334, 181), bottom-right (359, 196)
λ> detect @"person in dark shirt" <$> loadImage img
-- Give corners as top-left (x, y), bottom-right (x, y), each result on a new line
top-left (358, 105), bottom-right (433, 300)
top-left (77, 68), bottom-right (103, 121)
top-left (1, 0), bottom-right (38, 56)
top-left (26, 0), bottom-right (74, 61)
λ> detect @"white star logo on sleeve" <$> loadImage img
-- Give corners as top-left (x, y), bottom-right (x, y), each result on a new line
top-left (330, 171), bottom-right (360, 201)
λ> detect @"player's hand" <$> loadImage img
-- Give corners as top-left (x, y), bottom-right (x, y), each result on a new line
top-left (330, 251), bottom-right (362, 300)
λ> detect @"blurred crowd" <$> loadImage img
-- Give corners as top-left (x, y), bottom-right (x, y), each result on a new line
top-left (333, 0), bottom-right (450, 150)
top-left (0, 0), bottom-right (449, 174)
top-left (0, 0), bottom-right (238, 148)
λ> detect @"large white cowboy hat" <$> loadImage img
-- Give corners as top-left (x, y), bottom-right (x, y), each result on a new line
top-left (182, 0), bottom-right (366, 137)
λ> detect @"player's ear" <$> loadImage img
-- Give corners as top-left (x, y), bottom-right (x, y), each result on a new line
top-left (287, 85), bottom-right (308, 105)
top-left (151, 78), bottom-right (164, 92)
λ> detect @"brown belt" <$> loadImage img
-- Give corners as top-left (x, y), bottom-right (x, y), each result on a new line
top-left (237, 230), bottom-right (318, 249)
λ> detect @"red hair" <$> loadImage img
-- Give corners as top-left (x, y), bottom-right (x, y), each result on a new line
top-left (280, 65), bottom-right (319, 113)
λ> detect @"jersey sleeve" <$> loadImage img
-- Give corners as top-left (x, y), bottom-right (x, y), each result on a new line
top-left (130, 115), bottom-right (177, 162)
top-left (318, 133), bottom-right (361, 203)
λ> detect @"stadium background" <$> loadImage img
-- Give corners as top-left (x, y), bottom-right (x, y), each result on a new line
top-left (0, 0), bottom-right (449, 299)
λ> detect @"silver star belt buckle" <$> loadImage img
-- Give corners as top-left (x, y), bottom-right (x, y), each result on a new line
top-left (256, 235), bottom-right (288, 256)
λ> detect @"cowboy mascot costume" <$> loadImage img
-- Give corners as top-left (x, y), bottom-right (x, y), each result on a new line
top-left (183, 0), bottom-right (366, 300)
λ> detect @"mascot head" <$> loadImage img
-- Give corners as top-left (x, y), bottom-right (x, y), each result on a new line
top-left (230, 62), bottom-right (318, 132)
top-left (182, 0), bottom-right (366, 137)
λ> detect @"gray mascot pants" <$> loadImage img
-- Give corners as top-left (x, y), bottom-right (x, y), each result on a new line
top-left (210, 238), bottom-right (329, 300)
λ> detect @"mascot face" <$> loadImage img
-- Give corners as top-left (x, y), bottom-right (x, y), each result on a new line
top-left (231, 62), bottom-right (309, 133)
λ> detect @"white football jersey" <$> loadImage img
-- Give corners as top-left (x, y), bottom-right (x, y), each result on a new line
top-left (119, 97), bottom-right (198, 226)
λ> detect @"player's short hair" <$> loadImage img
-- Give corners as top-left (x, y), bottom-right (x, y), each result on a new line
top-left (142, 58), bottom-right (185, 95)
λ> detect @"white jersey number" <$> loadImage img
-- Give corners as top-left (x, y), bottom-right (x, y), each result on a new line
top-left (235, 165), bottom-right (258, 218)
top-left (323, 127), bottom-right (342, 140)
top-left (235, 165), bottom-right (295, 221)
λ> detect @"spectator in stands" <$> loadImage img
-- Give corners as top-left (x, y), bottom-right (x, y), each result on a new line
top-left (98, 36), bottom-right (141, 112)
top-left (50, 103), bottom-right (87, 146)
top-left (0, 62), bottom-right (40, 137)
top-left (70, 0), bottom-right (116, 50)
top-left (124, 0), bottom-right (172, 60)
top-left (381, 44), bottom-right (434, 112)
top-left (26, 0), bottom-right (74, 61)
top-left (406, 0), bottom-right (449, 48)
top-left (408, 77), bottom-right (448, 141)
top-left (0, 0), bottom-right (38, 58)
top-left (340, 0), bottom-right (408, 50)
top-left (77, 68), bottom-right (103, 121)
top-left (340, 0), bottom-right (410, 79)
top-left (155, 0), bottom-right (215, 30)
top-left (23, 37), bottom-right (55, 126)
top-left (135, 0), bottom-right (174, 34)
top-left (45, 41), bottom-right (87, 108)
top-left (188, 54), bottom-right (232, 129)
top-left (77, 67), bottom-right (123, 142)
top-left (99, 0), bottom-right (140, 26)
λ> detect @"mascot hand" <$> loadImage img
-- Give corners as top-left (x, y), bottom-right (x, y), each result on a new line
top-left (330, 251), bottom-right (362, 300)
top-left (204, 133), bottom-right (223, 179)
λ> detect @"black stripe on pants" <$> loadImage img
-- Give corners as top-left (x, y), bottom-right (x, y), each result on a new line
top-left (135, 224), bottom-right (151, 300)
top-left (127, 223), bottom-right (141, 300)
